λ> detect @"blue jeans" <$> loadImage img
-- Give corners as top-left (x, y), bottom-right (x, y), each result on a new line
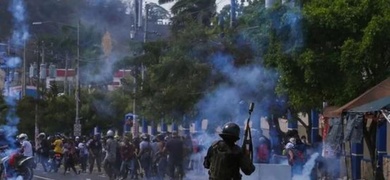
top-left (157, 157), bottom-right (167, 180)
top-left (120, 158), bottom-right (135, 178)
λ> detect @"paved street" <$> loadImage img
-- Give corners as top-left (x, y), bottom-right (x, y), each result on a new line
top-left (33, 168), bottom-right (107, 180)
top-left (32, 165), bottom-right (208, 180)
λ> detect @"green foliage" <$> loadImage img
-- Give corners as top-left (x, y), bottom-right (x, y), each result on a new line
top-left (160, 0), bottom-right (217, 30)
top-left (241, 0), bottom-right (390, 112)
top-left (133, 23), bottom-right (214, 121)
top-left (8, 0), bottom-right (390, 137)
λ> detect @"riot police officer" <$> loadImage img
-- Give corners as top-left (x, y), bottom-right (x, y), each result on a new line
top-left (203, 122), bottom-right (255, 180)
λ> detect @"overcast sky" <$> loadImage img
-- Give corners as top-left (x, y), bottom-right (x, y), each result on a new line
top-left (148, 0), bottom-right (231, 13)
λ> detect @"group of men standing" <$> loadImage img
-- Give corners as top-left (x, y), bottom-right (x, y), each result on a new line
top-left (35, 121), bottom-right (322, 180)
top-left (34, 129), bottom-right (202, 180)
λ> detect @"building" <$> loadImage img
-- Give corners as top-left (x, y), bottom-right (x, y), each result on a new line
top-left (44, 68), bottom-right (133, 91)
top-left (4, 68), bottom-right (134, 99)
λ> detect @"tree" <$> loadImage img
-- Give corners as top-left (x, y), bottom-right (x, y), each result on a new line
top-left (159, 0), bottom-right (217, 29)
top-left (122, 21), bottom-right (215, 122)
top-left (79, 88), bottom-right (132, 134)
top-left (261, 0), bottom-right (390, 178)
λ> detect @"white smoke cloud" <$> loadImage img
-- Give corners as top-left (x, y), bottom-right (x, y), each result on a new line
top-left (292, 152), bottom-right (320, 180)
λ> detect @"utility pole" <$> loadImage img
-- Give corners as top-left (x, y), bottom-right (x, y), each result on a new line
top-left (230, 0), bottom-right (237, 28)
top-left (22, 40), bottom-right (26, 97)
top-left (74, 19), bottom-right (81, 137)
top-left (142, 3), bottom-right (148, 89)
top-left (132, 75), bottom-right (137, 138)
top-left (138, 0), bottom-right (143, 28)
top-left (35, 41), bottom-right (44, 146)
top-left (64, 52), bottom-right (68, 95)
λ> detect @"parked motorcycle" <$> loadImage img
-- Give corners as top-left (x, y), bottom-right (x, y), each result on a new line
top-left (0, 152), bottom-right (34, 180)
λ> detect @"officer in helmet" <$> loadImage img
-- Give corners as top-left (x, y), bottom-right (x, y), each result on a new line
top-left (103, 130), bottom-right (118, 180)
top-left (203, 122), bottom-right (255, 180)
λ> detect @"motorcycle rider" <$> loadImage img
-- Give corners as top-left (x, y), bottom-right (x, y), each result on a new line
top-left (18, 133), bottom-right (33, 157)
top-left (52, 134), bottom-right (63, 155)
top-left (36, 133), bottom-right (49, 172)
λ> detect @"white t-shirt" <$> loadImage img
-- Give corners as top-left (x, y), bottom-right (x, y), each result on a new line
top-left (21, 140), bottom-right (33, 157)
top-left (285, 142), bottom-right (295, 150)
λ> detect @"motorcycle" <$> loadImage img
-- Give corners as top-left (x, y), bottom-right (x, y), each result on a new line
top-left (48, 152), bottom-right (62, 172)
top-left (0, 152), bottom-right (34, 180)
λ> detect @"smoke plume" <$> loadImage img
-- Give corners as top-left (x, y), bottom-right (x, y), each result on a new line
top-left (196, 48), bottom-right (280, 132)
top-left (292, 152), bottom-right (320, 180)
top-left (2, 0), bottom-right (29, 150)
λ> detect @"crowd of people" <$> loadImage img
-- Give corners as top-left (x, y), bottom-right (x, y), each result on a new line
top-left (33, 130), bottom-right (208, 180)
top-left (250, 129), bottom-right (327, 179)
top-left (6, 125), bottom-right (327, 180)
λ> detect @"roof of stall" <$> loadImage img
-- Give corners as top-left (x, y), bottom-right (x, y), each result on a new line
top-left (333, 77), bottom-right (390, 115)
top-left (323, 106), bottom-right (340, 118)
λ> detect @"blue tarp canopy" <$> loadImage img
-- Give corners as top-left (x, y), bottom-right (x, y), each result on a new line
top-left (125, 113), bottom-right (138, 120)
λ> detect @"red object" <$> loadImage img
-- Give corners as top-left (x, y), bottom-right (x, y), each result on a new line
top-left (256, 144), bottom-right (270, 162)
top-left (125, 119), bottom-right (133, 127)
top-left (321, 115), bottom-right (330, 142)
top-left (192, 139), bottom-right (199, 153)
top-left (56, 69), bottom-right (76, 77)
top-left (8, 153), bottom-right (19, 167)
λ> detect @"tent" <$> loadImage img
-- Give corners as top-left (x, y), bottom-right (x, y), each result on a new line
top-left (323, 106), bottom-right (340, 118)
top-left (334, 77), bottom-right (390, 115)
top-left (125, 113), bottom-right (138, 120)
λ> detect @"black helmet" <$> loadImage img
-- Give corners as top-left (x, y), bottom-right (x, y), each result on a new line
top-left (219, 122), bottom-right (240, 139)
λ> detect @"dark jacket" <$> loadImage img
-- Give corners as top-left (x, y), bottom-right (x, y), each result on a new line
top-left (203, 140), bottom-right (255, 180)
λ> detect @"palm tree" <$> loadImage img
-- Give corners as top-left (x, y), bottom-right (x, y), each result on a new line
top-left (158, 0), bottom-right (216, 27)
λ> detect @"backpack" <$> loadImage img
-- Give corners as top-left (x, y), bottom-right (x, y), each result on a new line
top-left (208, 140), bottom-right (241, 180)
top-left (256, 144), bottom-right (269, 163)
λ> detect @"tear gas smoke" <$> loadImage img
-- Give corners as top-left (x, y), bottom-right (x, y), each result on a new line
top-left (192, 2), bottom-right (306, 179)
top-left (196, 52), bottom-right (280, 132)
top-left (8, 0), bottom-right (29, 47)
top-left (6, 57), bottom-right (21, 68)
top-left (2, 0), bottom-right (29, 153)
top-left (292, 152), bottom-right (320, 180)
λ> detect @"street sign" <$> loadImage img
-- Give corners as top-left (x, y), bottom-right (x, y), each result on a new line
top-left (74, 123), bottom-right (82, 137)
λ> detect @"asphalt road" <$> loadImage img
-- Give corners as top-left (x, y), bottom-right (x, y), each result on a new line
top-left (32, 165), bottom-right (208, 180)
top-left (33, 169), bottom-right (107, 180)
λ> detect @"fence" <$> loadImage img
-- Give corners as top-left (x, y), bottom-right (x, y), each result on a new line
top-left (383, 155), bottom-right (390, 179)
top-left (340, 155), bottom-right (352, 179)
top-left (361, 158), bottom-right (373, 180)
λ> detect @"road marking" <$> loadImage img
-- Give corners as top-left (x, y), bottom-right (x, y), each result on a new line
top-left (33, 175), bottom-right (55, 180)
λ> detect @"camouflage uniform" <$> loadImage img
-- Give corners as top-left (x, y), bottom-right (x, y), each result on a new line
top-left (203, 122), bottom-right (255, 180)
